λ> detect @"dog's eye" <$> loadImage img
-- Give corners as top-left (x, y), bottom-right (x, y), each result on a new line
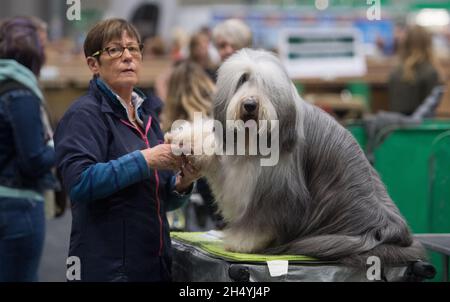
top-left (236, 73), bottom-right (249, 90)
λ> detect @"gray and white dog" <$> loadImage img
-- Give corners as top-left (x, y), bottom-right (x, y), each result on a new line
top-left (166, 49), bottom-right (425, 266)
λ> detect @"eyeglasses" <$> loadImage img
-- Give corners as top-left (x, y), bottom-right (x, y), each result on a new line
top-left (91, 44), bottom-right (144, 59)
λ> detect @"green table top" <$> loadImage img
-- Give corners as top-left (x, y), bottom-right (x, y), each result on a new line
top-left (171, 231), bottom-right (316, 263)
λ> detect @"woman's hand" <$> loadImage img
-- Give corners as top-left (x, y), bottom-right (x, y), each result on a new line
top-left (175, 157), bottom-right (202, 193)
top-left (140, 144), bottom-right (182, 171)
top-left (141, 144), bottom-right (201, 193)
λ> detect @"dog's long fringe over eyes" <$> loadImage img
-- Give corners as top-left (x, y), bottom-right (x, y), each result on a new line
top-left (236, 73), bottom-right (249, 92)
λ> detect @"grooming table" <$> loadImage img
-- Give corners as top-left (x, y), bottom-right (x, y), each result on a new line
top-left (170, 231), bottom-right (413, 282)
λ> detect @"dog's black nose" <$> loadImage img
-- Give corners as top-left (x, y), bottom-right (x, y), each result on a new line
top-left (242, 98), bottom-right (258, 114)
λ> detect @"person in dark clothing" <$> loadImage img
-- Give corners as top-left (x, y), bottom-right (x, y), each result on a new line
top-left (388, 25), bottom-right (440, 115)
top-left (0, 17), bottom-right (57, 282)
top-left (54, 19), bottom-right (199, 282)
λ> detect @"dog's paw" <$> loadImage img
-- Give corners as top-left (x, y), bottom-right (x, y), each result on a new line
top-left (165, 119), bottom-right (217, 171)
top-left (223, 229), bottom-right (272, 254)
top-left (164, 121), bottom-right (191, 145)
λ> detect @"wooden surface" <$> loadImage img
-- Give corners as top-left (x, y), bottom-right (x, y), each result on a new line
top-left (303, 93), bottom-right (366, 120)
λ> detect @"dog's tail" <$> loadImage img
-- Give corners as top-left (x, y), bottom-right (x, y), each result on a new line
top-left (264, 234), bottom-right (426, 268)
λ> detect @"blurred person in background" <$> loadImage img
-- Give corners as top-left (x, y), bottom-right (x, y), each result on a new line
top-left (162, 61), bottom-right (217, 230)
top-left (28, 16), bottom-right (48, 47)
top-left (54, 18), bottom-right (199, 282)
top-left (154, 28), bottom-right (189, 101)
top-left (0, 16), bottom-right (58, 282)
top-left (155, 29), bottom-right (216, 102)
top-left (188, 31), bottom-right (217, 81)
top-left (212, 18), bottom-right (253, 62)
top-left (392, 21), bottom-right (407, 56)
top-left (143, 35), bottom-right (166, 59)
top-left (25, 16), bottom-right (67, 218)
top-left (162, 60), bottom-right (214, 132)
top-left (388, 25), bottom-right (441, 115)
top-left (199, 26), bottom-right (221, 69)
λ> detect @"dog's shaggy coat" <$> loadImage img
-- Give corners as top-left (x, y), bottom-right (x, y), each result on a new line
top-left (167, 49), bottom-right (425, 266)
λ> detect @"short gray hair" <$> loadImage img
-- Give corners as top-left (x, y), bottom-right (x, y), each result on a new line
top-left (212, 19), bottom-right (252, 49)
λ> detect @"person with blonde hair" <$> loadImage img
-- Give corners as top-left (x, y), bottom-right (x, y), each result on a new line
top-left (189, 31), bottom-right (217, 81)
top-left (162, 60), bottom-right (215, 132)
top-left (162, 60), bottom-right (221, 230)
top-left (212, 19), bottom-right (252, 62)
top-left (155, 29), bottom-right (217, 101)
top-left (388, 25), bottom-right (440, 115)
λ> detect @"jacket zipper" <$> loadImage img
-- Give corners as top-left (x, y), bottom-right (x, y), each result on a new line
top-left (120, 117), bottom-right (164, 257)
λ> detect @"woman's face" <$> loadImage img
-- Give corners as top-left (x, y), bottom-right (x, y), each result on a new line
top-left (88, 31), bottom-right (142, 92)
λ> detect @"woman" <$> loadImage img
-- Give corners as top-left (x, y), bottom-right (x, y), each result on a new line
top-left (161, 61), bottom-right (224, 230)
top-left (54, 19), bottom-right (199, 282)
top-left (388, 25), bottom-right (440, 115)
top-left (188, 32), bottom-right (217, 81)
top-left (162, 61), bottom-right (219, 230)
top-left (154, 30), bottom-right (217, 102)
top-left (0, 17), bottom-right (57, 281)
top-left (162, 60), bottom-right (214, 132)
top-left (212, 19), bottom-right (252, 62)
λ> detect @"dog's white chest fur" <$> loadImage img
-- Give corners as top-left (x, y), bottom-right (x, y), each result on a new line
top-left (215, 157), bottom-right (261, 222)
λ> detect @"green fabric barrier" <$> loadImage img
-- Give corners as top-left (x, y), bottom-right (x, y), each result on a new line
top-left (346, 120), bottom-right (450, 233)
top-left (346, 122), bottom-right (367, 150)
top-left (373, 122), bottom-right (450, 233)
top-left (429, 130), bottom-right (450, 233)
top-left (171, 231), bottom-right (316, 263)
top-left (427, 130), bottom-right (450, 281)
top-left (346, 120), bottom-right (450, 281)
top-left (347, 82), bottom-right (371, 110)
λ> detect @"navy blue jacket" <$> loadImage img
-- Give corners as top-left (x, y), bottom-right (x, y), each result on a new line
top-left (54, 78), bottom-right (190, 282)
top-left (0, 80), bottom-right (56, 192)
